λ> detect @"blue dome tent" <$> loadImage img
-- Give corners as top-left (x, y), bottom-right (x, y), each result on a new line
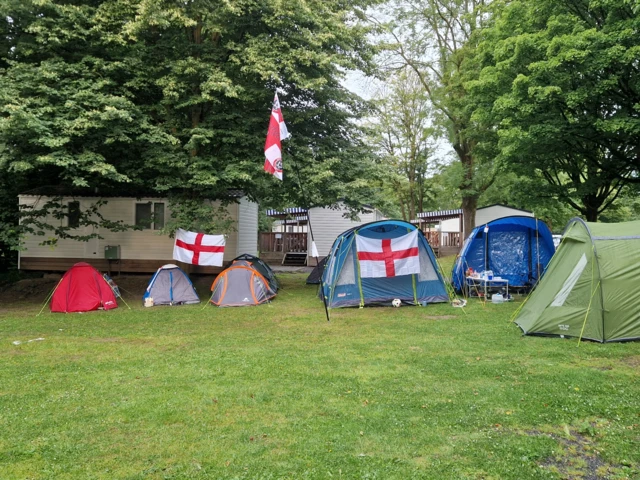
top-left (452, 216), bottom-right (555, 293)
top-left (320, 220), bottom-right (449, 308)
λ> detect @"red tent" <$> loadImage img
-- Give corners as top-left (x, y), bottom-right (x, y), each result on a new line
top-left (50, 263), bottom-right (118, 313)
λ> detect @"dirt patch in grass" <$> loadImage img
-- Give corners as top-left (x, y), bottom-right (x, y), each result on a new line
top-left (6, 348), bottom-right (27, 356)
top-left (621, 355), bottom-right (640, 368)
top-left (529, 427), bottom-right (620, 479)
top-left (424, 315), bottom-right (456, 320)
top-left (91, 337), bottom-right (156, 345)
top-left (92, 337), bottom-right (125, 343)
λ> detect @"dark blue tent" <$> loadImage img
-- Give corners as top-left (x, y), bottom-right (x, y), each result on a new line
top-left (452, 216), bottom-right (555, 292)
top-left (321, 220), bottom-right (449, 308)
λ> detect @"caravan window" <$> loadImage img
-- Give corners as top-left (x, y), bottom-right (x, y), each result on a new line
top-left (68, 201), bottom-right (80, 228)
top-left (136, 202), bottom-right (165, 230)
top-left (135, 203), bottom-right (152, 229)
top-left (153, 202), bottom-right (165, 230)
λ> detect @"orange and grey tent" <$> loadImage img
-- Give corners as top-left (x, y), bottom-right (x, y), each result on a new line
top-left (209, 260), bottom-right (276, 307)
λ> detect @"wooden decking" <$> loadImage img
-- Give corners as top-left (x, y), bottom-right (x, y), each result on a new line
top-left (423, 231), bottom-right (461, 257)
top-left (259, 232), bottom-right (307, 253)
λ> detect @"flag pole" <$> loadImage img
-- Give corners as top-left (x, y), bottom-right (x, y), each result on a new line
top-left (264, 90), bottom-right (328, 321)
top-left (290, 147), bottom-right (330, 323)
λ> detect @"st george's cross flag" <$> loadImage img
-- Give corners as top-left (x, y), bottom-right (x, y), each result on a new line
top-left (264, 93), bottom-right (289, 180)
top-left (356, 229), bottom-right (421, 278)
top-left (173, 228), bottom-right (225, 266)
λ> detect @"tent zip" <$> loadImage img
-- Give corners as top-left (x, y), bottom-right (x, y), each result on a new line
top-left (578, 269), bottom-right (600, 345)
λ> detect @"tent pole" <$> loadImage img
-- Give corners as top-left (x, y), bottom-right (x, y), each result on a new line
top-left (528, 226), bottom-right (533, 284)
top-left (536, 217), bottom-right (541, 279)
top-left (578, 245), bottom-right (598, 346)
top-left (36, 278), bottom-right (62, 317)
top-left (118, 294), bottom-right (132, 310)
top-left (484, 227), bottom-right (489, 271)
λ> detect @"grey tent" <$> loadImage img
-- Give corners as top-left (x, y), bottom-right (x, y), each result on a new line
top-left (209, 260), bottom-right (276, 307)
top-left (143, 264), bottom-right (200, 306)
top-left (306, 256), bottom-right (328, 284)
top-left (232, 253), bottom-right (279, 291)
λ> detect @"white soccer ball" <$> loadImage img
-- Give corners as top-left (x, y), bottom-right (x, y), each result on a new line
top-left (392, 298), bottom-right (402, 308)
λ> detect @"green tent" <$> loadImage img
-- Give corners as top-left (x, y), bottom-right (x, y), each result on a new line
top-left (515, 217), bottom-right (640, 343)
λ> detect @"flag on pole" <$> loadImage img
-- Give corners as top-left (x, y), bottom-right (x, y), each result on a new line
top-left (264, 93), bottom-right (289, 180)
top-left (173, 228), bottom-right (225, 266)
top-left (356, 230), bottom-right (420, 278)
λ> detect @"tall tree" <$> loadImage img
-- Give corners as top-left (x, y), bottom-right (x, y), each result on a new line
top-left (0, 0), bottom-right (382, 263)
top-left (374, 0), bottom-right (494, 236)
top-left (372, 69), bottom-right (437, 220)
top-left (467, 0), bottom-right (640, 221)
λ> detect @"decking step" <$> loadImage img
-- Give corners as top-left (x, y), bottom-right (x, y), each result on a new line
top-left (282, 252), bottom-right (307, 266)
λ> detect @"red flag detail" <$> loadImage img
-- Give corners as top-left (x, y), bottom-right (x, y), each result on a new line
top-left (264, 93), bottom-right (289, 181)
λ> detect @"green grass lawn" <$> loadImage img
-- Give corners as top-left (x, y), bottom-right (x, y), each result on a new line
top-left (1, 260), bottom-right (639, 479)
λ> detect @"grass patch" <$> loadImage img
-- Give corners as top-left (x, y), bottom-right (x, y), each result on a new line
top-left (1, 259), bottom-right (639, 479)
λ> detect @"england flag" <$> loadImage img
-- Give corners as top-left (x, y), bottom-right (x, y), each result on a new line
top-left (264, 93), bottom-right (289, 180)
top-left (173, 229), bottom-right (225, 266)
top-left (356, 230), bottom-right (421, 278)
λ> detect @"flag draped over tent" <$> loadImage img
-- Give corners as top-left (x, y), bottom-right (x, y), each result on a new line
top-left (173, 228), bottom-right (225, 266)
top-left (321, 220), bottom-right (448, 309)
top-left (264, 93), bottom-right (289, 180)
top-left (356, 229), bottom-right (420, 278)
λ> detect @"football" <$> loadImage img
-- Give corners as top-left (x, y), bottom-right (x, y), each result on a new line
top-left (392, 298), bottom-right (402, 308)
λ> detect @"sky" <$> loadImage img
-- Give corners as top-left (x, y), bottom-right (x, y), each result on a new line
top-left (343, 69), bottom-right (455, 168)
top-left (343, 70), bottom-right (381, 100)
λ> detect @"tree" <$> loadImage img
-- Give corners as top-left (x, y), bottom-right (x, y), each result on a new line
top-left (467, 0), bottom-right (640, 221)
top-left (119, 0), bottom-right (382, 206)
top-left (371, 68), bottom-right (437, 221)
top-left (478, 171), bottom-right (578, 231)
top-left (0, 0), bottom-right (382, 265)
top-left (373, 0), bottom-right (495, 237)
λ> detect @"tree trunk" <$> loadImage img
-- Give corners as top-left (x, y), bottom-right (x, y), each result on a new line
top-left (454, 141), bottom-right (478, 239)
top-left (408, 183), bottom-right (416, 221)
top-left (461, 194), bottom-right (478, 240)
top-left (398, 192), bottom-right (407, 221)
top-left (582, 195), bottom-right (599, 222)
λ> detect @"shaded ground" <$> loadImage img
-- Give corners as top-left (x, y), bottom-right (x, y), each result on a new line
top-left (0, 273), bottom-right (210, 307)
top-left (0, 266), bottom-right (312, 307)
